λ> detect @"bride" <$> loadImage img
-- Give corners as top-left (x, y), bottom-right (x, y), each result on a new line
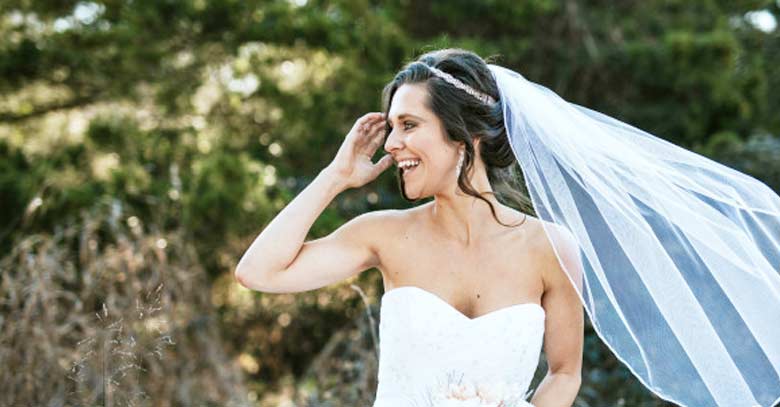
top-left (236, 48), bottom-right (780, 407)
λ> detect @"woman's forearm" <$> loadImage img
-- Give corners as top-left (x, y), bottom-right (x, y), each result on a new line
top-left (235, 112), bottom-right (388, 286)
top-left (529, 371), bottom-right (581, 407)
top-left (235, 165), bottom-right (346, 283)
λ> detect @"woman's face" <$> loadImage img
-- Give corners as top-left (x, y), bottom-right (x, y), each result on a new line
top-left (384, 83), bottom-right (461, 199)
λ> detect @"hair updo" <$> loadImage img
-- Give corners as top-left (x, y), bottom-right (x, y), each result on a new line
top-left (381, 48), bottom-right (533, 227)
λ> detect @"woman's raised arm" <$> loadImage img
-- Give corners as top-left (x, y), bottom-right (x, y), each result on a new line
top-left (234, 112), bottom-right (393, 292)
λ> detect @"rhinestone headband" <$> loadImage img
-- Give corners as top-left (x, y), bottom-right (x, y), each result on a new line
top-left (425, 65), bottom-right (497, 105)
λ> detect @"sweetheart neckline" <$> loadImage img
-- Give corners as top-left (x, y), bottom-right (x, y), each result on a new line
top-left (381, 285), bottom-right (545, 322)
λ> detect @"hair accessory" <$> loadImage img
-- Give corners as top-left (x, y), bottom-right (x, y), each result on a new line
top-left (426, 65), bottom-right (497, 105)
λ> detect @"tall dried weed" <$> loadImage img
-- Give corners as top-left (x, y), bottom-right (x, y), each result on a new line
top-left (0, 200), bottom-right (249, 406)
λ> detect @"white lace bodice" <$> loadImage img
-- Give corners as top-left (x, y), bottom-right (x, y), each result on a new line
top-left (373, 286), bottom-right (545, 407)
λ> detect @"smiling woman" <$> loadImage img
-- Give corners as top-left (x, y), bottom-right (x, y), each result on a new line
top-left (236, 47), bottom-right (585, 407)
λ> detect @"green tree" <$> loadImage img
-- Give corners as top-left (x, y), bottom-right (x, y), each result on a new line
top-left (1, 1), bottom-right (777, 405)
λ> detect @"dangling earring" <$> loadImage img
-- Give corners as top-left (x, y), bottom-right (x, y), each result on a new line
top-left (455, 148), bottom-right (464, 180)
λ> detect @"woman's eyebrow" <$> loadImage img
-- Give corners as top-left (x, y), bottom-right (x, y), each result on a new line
top-left (388, 113), bottom-right (425, 123)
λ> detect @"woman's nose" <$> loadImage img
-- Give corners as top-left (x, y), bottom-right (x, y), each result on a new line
top-left (384, 128), bottom-right (403, 153)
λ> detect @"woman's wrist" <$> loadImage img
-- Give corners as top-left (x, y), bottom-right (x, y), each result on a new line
top-left (318, 165), bottom-right (349, 196)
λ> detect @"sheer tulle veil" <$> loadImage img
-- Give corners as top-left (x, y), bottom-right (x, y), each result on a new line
top-left (484, 63), bottom-right (780, 407)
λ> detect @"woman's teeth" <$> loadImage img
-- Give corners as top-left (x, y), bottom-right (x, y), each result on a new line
top-left (399, 160), bottom-right (421, 177)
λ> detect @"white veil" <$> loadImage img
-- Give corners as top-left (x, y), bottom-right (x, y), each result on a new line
top-left (487, 63), bottom-right (780, 407)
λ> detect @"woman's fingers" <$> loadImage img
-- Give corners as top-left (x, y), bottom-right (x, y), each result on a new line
top-left (359, 119), bottom-right (386, 153)
top-left (360, 112), bottom-right (384, 129)
top-left (373, 154), bottom-right (394, 176)
top-left (356, 115), bottom-right (385, 148)
top-left (350, 113), bottom-right (380, 141)
top-left (367, 120), bottom-right (386, 152)
top-left (359, 111), bottom-right (383, 124)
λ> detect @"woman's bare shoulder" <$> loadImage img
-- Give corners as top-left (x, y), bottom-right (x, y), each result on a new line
top-left (355, 205), bottom-right (422, 232)
top-left (530, 218), bottom-right (583, 291)
top-left (533, 218), bottom-right (577, 249)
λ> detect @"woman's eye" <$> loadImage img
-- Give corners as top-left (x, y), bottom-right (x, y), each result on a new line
top-left (387, 121), bottom-right (415, 131)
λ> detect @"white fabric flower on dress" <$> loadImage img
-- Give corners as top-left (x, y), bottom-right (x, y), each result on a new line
top-left (438, 397), bottom-right (484, 407)
top-left (427, 379), bottom-right (536, 407)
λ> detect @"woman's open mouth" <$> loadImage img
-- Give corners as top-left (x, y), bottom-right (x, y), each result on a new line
top-left (401, 163), bottom-right (421, 179)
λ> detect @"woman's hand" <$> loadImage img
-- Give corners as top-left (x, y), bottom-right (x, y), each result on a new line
top-left (325, 112), bottom-right (394, 190)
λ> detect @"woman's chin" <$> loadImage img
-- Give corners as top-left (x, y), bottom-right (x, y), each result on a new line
top-left (399, 168), bottom-right (429, 200)
top-left (407, 185), bottom-right (430, 200)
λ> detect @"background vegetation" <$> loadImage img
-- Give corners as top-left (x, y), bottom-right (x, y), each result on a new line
top-left (1, 0), bottom-right (778, 406)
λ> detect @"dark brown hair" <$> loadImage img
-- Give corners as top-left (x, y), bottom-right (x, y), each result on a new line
top-left (381, 48), bottom-right (534, 227)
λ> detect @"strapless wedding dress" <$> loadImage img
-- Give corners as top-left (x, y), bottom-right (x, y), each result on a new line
top-left (373, 286), bottom-right (545, 407)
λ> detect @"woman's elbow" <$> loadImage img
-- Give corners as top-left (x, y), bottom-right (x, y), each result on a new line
top-left (234, 268), bottom-right (251, 288)
top-left (234, 261), bottom-right (269, 291)
top-left (559, 371), bottom-right (582, 396)
top-left (547, 369), bottom-right (582, 396)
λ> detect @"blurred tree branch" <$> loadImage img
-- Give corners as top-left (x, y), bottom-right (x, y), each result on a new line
top-left (0, 91), bottom-right (101, 123)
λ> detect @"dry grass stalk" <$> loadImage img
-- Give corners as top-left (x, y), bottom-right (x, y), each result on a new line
top-left (0, 200), bottom-right (249, 406)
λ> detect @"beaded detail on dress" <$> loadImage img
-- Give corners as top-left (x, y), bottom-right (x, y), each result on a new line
top-left (373, 286), bottom-right (545, 407)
